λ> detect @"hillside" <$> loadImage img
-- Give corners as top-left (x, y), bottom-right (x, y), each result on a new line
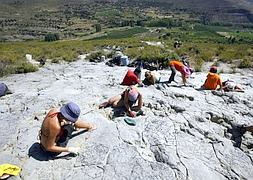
top-left (0, 0), bottom-right (253, 41)
top-left (0, 60), bottom-right (253, 179)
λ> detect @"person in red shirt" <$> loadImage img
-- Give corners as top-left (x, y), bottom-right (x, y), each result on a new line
top-left (203, 66), bottom-right (222, 90)
top-left (121, 67), bottom-right (143, 86)
top-left (168, 60), bottom-right (193, 85)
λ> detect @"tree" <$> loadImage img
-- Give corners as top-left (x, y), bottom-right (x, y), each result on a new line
top-left (95, 24), bottom-right (101, 32)
top-left (44, 33), bottom-right (59, 42)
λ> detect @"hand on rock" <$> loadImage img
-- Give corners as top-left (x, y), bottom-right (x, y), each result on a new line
top-left (88, 123), bottom-right (97, 131)
top-left (68, 147), bottom-right (80, 155)
top-left (129, 111), bottom-right (136, 117)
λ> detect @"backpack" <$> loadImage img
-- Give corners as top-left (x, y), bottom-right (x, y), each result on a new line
top-left (0, 83), bottom-right (11, 97)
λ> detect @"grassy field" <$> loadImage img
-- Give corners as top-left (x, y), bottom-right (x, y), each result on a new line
top-left (92, 27), bottom-right (149, 40)
top-left (0, 25), bottom-right (253, 77)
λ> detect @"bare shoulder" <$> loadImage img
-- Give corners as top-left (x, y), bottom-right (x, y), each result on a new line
top-left (47, 108), bottom-right (58, 115)
top-left (44, 108), bottom-right (60, 127)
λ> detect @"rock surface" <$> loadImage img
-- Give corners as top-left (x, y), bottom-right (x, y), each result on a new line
top-left (0, 61), bottom-right (253, 180)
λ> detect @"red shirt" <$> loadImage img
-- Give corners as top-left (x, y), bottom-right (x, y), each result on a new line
top-left (121, 69), bottom-right (140, 86)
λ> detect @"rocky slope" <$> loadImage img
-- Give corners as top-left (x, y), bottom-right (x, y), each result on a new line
top-left (0, 60), bottom-right (253, 180)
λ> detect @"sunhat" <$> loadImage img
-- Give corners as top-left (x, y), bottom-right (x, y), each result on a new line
top-left (128, 88), bottom-right (138, 102)
top-left (60, 102), bottom-right (81, 122)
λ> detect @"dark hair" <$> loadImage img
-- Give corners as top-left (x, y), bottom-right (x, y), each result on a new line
top-left (134, 67), bottom-right (141, 74)
top-left (210, 66), bottom-right (217, 73)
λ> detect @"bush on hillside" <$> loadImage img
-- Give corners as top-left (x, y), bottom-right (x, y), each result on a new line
top-left (145, 19), bottom-right (182, 28)
top-left (15, 62), bottom-right (38, 74)
top-left (95, 24), bottom-right (102, 32)
top-left (86, 51), bottom-right (106, 61)
top-left (238, 59), bottom-right (252, 68)
top-left (44, 33), bottom-right (60, 42)
top-left (194, 58), bottom-right (204, 72)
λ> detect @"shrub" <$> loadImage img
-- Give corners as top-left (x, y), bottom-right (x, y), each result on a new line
top-left (15, 62), bottom-right (38, 74)
top-left (86, 51), bottom-right (106, 61)
top-left (44, 33), bottom-right (60, 42)
top-left (95, 24), bottom-right (102, 32)
top-left (238, 59), bottom-right (252, 68)
top-left (194, 58), bottom-right (204, 72)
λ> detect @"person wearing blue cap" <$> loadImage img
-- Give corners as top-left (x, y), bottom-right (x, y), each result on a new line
top-left (39, 102), bottom-right (96, 156)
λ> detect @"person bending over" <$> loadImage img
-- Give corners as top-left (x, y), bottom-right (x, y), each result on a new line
top-left (168, 60), bottom-right (193, 85)
top-left (39, 102), bottom-right (96, 156)
top-left (99, 86), bottom-right (143, 117)
top-left (121, 67), bottom-right (143, 86)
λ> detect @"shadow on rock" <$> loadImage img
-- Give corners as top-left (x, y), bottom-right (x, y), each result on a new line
top-left (28, 142), bottom-right (76, 161)
top-left (112, 108), bottom-right (126, 119)
top-left (111, 108), bottom-right (144, 119)
top-left (28, 130), bottom-right (87, 161)
top-left (229, 125), bottom-right (246, 148)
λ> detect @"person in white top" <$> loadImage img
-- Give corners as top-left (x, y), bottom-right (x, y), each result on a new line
top-left (143, 71), bottom-right (161, 85)
top-left (222, 80), bottom-right (244, 92)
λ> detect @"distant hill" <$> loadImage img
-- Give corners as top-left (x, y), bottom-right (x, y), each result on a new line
top-left (0, 0), bottom-right (253, 41)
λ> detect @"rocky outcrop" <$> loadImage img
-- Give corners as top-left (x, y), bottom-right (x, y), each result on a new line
top-left (0, 61), bottom-right (253, 180)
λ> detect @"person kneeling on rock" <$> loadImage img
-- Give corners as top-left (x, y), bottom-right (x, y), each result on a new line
top-left (143, 71), bottom-right (161, 86)
top-left (99, 86), bottom-right (143, 117)
top-left (39, 102), bottom-right (96, 156)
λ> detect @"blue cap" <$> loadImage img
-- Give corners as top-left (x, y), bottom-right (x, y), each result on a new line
top-left (60, 102), bottom-right (81, 122)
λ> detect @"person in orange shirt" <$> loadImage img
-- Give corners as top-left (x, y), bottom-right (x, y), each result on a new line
top-left (168, 60), bottom-right (193, 85)
top-left (203, 66), bottom-right (222, 90)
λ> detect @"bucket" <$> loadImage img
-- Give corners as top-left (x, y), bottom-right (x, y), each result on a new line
top-left (101, 55), bottom-right (105, 61)
top-left (25, 54), bottom-right (32, 62)
top-left (120, 55), bottom-right (129, 66)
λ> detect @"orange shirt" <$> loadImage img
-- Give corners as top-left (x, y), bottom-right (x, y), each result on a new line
top-left (204, 72), bottom-right (222, 90)
top-left (169, 60), bottom-right (184, 72)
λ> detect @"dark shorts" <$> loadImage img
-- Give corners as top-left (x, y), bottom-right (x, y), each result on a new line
top-left (41, 124), bottom-right (74, 157)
